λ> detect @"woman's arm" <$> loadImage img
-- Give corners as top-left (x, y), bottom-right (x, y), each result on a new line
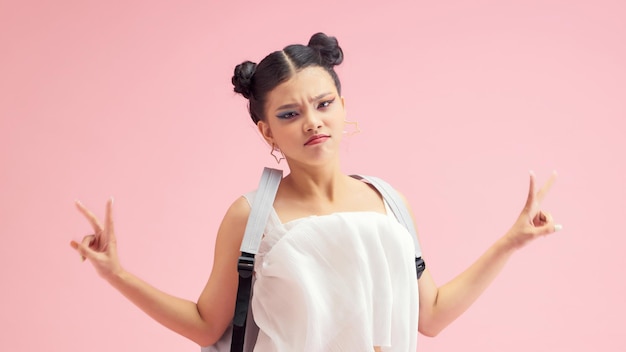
top-left (413, 171), bottom-right (561, 337)
top-left (416, 240), bottom-right (515, 337)
top-left (70, 196), bottom-right (251, 346)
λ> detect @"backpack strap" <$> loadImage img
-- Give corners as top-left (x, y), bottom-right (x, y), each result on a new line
top-left (351, 174), bottom-right (426, 279)
top-left (239, 167), bottom-right (283, 255)
top-left (231, 167), bottom-right (283, 352)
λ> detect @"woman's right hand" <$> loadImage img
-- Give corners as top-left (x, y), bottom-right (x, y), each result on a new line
top-left (70, 198), bottom-right (123, 281)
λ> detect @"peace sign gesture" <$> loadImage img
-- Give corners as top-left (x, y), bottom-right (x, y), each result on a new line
top-left (505, 171), bottom-right (563, 249)
top-left (70, 198), bottom-right (123, 280)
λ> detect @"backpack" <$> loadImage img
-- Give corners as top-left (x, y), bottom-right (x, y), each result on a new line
top-left (201, 167), bottom-right (426, 352)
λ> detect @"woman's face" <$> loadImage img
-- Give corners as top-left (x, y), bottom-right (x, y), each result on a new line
top-left (258, 66), bottom-right (346, 167)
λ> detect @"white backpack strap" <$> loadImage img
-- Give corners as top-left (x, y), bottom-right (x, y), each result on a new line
top-left (230, 167), bottom-right (282, 352)
top-left (239, 167), bottom-right (283, 255)
top-left (352, 175), bottom-right (426, 278)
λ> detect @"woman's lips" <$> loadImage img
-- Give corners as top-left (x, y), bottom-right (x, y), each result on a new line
top-left (304, 135), bottom-right (330, 146)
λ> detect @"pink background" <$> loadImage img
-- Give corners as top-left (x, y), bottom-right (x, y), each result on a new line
top-left (1, 1), bottom-right (624, 351)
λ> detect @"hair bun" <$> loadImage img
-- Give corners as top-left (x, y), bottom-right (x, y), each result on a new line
top-left (232, 61), bottom-right (257, 99)
top-left (307, 32), bottom-right (343, 67)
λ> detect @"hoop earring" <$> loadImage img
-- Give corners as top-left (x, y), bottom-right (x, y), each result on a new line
top-left (270, 145), bottom-right (285, 164)
top-left (343, 119), bottom-right (361, 136)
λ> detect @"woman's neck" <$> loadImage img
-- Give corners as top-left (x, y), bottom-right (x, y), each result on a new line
top-left (283, 161), bottom-right (348, 202)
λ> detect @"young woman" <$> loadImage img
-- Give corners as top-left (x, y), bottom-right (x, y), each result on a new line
top-left (70, 32), bottom-right (561, 351)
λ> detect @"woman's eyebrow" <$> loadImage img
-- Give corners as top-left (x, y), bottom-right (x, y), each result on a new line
top-left (275, 92), bottom-right (332, 111)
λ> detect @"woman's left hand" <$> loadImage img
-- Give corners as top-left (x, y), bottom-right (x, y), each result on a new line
top-left (505, 171), bottom-right (562, 249)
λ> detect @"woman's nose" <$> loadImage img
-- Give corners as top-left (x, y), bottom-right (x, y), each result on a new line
top-left (303, 111), bottom-right (323, 132)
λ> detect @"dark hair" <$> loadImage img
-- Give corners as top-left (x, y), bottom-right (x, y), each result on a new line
top-left (232, 32), bottom-right (344, 124)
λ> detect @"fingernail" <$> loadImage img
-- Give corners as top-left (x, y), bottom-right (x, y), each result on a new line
top-left (554, 224), bottom-right (563, 232)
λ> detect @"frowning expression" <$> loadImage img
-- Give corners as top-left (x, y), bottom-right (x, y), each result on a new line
top-left (258, 66), bottom-right (346, 167)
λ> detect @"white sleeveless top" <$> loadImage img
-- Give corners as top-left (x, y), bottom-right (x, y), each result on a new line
top-left (244, 191), bottom-right (419, 352)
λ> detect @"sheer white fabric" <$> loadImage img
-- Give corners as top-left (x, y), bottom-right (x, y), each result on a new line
top-left (243, 191), bottom-right (419, 352)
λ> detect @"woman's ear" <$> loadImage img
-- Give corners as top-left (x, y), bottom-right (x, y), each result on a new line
top-left (257, 120), bottom-right (273, 145)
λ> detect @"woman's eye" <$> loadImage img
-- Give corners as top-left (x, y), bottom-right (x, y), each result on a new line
top-left (277, 111), bottom-right (298, 119)
top-left (318, 99), bottom-right (335, 109)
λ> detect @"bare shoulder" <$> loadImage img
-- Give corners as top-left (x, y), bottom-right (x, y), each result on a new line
top-left (196, 196), bottom-right (251, 342)
top-left (346, 175), bottom-right (388, 213)
top-left (216, 196), bottom-right (251, 247)
top-left (394, 188), bottom-right (413, 209)
top-left (206, 195), bottom-right (252, 283)
top-left (357, 176), bottom-right (420, 225)
top-left (224, 196), bottom-right (252, 223)
top-left (387, 184), bottom-right (418, 220)
top-left (205, 195), bottom-right (251, 277)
